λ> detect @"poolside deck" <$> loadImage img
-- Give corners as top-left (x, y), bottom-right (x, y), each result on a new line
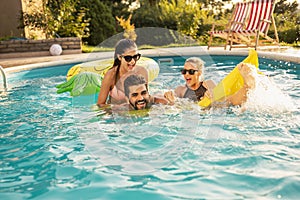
top-left (1, 46), bottom-right (299, 71)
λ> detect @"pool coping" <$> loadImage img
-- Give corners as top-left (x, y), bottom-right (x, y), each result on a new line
top-left (3, 46), bottom-right (300, 73)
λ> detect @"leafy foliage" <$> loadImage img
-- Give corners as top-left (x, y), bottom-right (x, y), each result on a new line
top-left (132, 4), bottom-right (169, 29)
top-left (116, 14), bottom-right (137, 41)
top-left (20, 0), bottom-right (89, 39)
top-left (19, 0), bottom-right (300, 45)
top-left (273, 0), bottom-right (300, 44)
top-left (79, 0), bottom-right (116, 46)
top-left (162, 0), bottom-right (206, 39)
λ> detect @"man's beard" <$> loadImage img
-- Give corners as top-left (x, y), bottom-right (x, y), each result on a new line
top-left (130, 99), bottom-right (148, 110)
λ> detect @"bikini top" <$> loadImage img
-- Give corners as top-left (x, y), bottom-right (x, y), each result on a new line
top-left (107, 65), bottom-right (127, 104)
top-left (108, 65), bottom-right (147, 104)
top-left (109, 86), bottom-right (126, 103)
top-left (183, 82), bottom-right (207, 101)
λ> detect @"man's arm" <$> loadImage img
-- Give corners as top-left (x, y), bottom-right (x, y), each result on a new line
top-left (225, 63), bottom-right (256, 106)
top-left (151, 95), bottom-right (174, 105)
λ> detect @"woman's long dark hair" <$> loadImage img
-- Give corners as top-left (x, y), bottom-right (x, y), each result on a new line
top-left (113, 39), bottom-right (137, 85)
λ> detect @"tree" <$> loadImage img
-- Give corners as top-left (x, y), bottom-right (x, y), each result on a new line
top-left (139, 0), bottom-right (159, 6)
top-left (132, 3), bottom-right (170, 29)
top-left (79, 0), bottom-right (116, 45)
top-left (158, 0), bottom-right (207, 39)
top-left (273, 0), bottom-right (300, 44)
top-left (101, 0), bottom-right (134, 19)
top-left (20, 0), bottom-right (89, 39)
top-left (274, 0), bottom-right (299, 14)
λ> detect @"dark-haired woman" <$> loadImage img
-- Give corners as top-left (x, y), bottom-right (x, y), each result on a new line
top-left (97, 39), bottom-right (148, 107)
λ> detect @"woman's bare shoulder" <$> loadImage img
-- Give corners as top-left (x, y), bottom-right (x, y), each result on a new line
top-left (174, 85), bottom-right (186, 97)
top-left (102, 67), bottom-right (116, 88)
top-left (105, 67), bottom-right (116, 77)
top-left (135, 65), bottom-right (148, 74)
top-left (176, 85), bottom-right (186, 90)
top-left (203, 79), bottom-right (216, 89)
top-left (128, 65), bottom-right (148, 81)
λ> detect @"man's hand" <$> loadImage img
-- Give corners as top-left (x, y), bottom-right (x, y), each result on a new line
top-left (164, 91), bottom-right (175, 105)
top-left (238, 63), bottom-right (256, 89)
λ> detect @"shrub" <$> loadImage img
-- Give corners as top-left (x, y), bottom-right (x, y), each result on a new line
top-left (20, 0), bottom-right (89, 39)
top-left (79, 0), bottom-right (116, 46)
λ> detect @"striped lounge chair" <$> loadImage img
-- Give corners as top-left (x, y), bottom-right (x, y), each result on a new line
top-left (208, 0), bottom-right (279, 50)
top-left (228, 0), bottom-right (279, 50)
top-left (207, 1), bottom-right (249, 50)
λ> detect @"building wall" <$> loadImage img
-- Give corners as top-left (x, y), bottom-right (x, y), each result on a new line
top-left (0, 0), bottom-right (24, 38)
top-left (0, 0), bottom-right (46, 39)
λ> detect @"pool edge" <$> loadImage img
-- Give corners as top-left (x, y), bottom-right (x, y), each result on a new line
top-left (3, 46), bottom-right (300, 73)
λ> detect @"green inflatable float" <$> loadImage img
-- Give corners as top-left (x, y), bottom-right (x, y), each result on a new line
top-left (56, 50), bottom-right (259, 109)
top-left (56, 57), bottom-right (160, 96)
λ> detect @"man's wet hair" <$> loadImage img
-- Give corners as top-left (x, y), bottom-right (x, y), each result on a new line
top-left (124, 74), bottom-right (148, 98)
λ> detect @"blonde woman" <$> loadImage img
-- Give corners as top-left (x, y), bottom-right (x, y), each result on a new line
top-left (164, 57), bottom-right (215, 102)
top-left (164, 57), bottom-right (255, 107)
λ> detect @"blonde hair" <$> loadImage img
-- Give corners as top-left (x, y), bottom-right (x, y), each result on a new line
top-left (185, 57), bottom-right (205, 81)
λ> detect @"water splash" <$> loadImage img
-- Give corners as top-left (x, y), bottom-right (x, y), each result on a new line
top-left (243, 72), bottom-right (296, 114)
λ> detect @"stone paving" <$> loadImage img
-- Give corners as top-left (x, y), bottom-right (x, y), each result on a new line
top-left (1, 46), bottom-right (299, 71)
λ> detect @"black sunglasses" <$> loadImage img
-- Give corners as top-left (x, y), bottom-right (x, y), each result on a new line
top-left (121, 53), bottom-right (141, 62)
top-left (181, 69), bottom-right (198, 75)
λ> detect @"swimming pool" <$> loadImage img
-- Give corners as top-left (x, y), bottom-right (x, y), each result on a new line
top-left (0, 54), bottom-right (299, 199)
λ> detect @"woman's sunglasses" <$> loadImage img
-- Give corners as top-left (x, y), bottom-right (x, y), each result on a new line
top-left (121, 53), bottom-right (141, 62)
top-left (181, 69), bottom-right (198, 75)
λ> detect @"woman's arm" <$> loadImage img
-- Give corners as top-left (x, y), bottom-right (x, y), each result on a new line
top-left (97, 69), bottom-right (114, 107)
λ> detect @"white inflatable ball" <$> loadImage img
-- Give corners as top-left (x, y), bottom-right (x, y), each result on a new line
top-left (50, 44), bottom-right (63, 56)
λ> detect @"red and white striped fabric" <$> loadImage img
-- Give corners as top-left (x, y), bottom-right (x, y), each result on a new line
top-left (208, 0), bottom-right (278, 49)
top-left (210, 2), bottom-right (249, 36)
top-left (230, 2), bottom-right (249, 31)
top-left (234, 0), bottom-right (275, 35)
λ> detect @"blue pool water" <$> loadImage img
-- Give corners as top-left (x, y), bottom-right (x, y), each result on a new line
top-left (0, 55), bottom-right (300, 199)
